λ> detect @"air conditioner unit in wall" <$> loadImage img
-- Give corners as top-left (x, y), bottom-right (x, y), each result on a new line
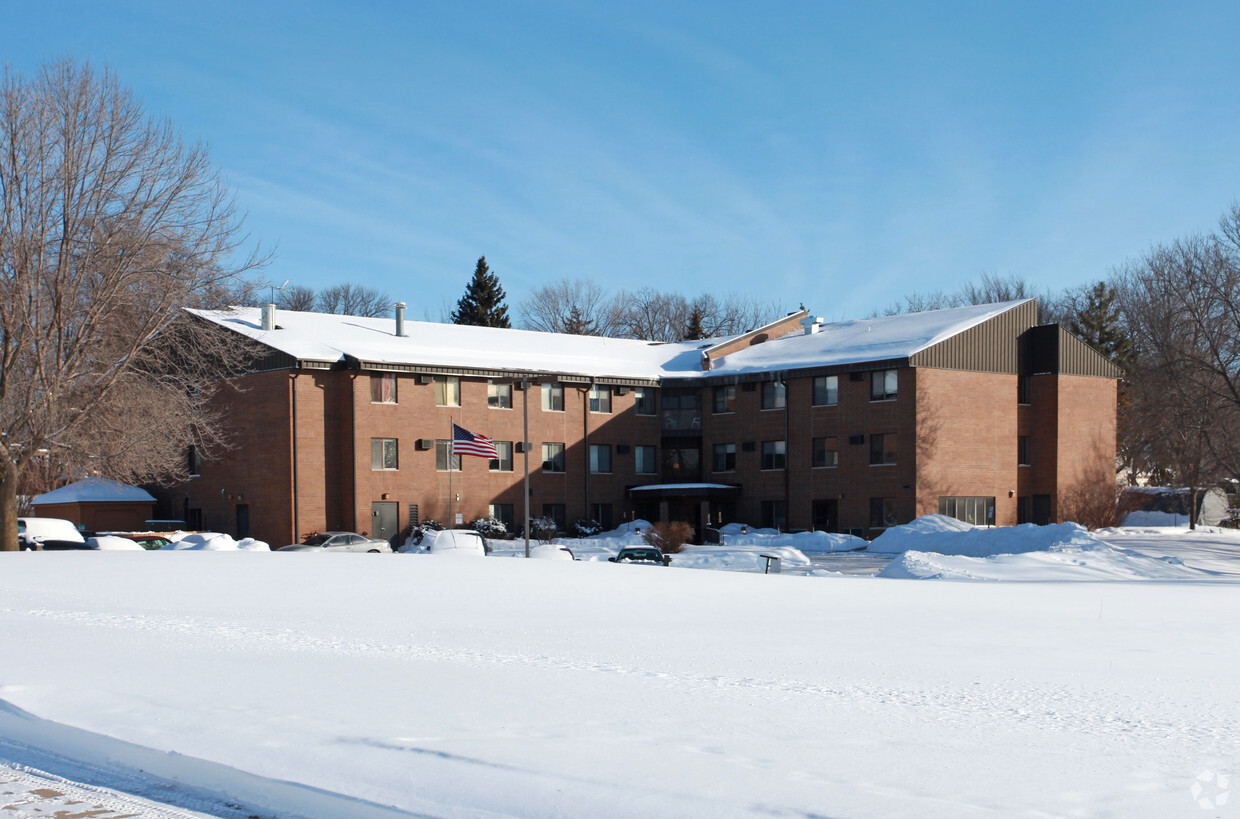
top-left (418, 374), bottom-right (434, 384)
top-left (415, 439), bottom-right (433, 450)
top-left (614, 386), bottom-right (629, 395)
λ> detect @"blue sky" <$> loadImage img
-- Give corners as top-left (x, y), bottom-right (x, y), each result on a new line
top-left (8, 1), bottom-right (1240, 321)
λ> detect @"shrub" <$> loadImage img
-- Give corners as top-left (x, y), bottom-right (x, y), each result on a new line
top-left (528, 516), bottom-right (558, 544)
top-left (641, 521), bottom-right (693, 554)
top-left (471, 517), bottom-right (508, 538)
top-left (571, 518), bottom-right (603, 538)
top-left (408, 519), bottom-right (445, 546)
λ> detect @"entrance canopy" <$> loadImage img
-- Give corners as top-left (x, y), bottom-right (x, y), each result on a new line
top-left (627, 483), bottom-right (740, 501)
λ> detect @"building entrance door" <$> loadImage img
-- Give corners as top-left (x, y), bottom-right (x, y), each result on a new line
top-left (371, 501), bottom-right (398, 544)
top-left (812, 498), bottom-right (838, 532)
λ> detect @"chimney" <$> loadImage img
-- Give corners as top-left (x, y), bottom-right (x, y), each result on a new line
top-left (261, 303), bottom-right (275, 331)
top-left (394, 302), bottom-right (408, 337)
top-left (801, 315), bottom-right (824, 335)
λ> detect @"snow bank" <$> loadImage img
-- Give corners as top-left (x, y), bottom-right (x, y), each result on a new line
top-left (528, 544), bottom-right (574, 560)
top-left (867, 515), bottom-right (1103, 556)
top-left (880, 544), bottom-right (1211, 581)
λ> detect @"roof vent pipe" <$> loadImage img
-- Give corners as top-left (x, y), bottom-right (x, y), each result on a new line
top-left (261, 303), bottom-right (275, 331)
top-left (395, 302), bottom-right (408, 337)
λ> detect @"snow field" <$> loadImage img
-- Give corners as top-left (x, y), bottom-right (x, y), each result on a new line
top-left (2, 550), bottom-right (1239, 817)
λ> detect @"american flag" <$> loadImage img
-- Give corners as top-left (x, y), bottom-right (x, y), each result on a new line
top-left (452, 423), bottom-right (500, 459)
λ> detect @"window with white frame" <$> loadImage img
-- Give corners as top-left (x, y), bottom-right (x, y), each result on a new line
top-left (634, 445), bottom-right (656, 474)
top-left (870, 369), bottom-right (898, 401)
top-left (761, 381), bottom-right (786, 409)
top-left (371, 438), bottom-right (398, 470)
top-left (589, 385), bottom-right (612, 413)
top-left (370, 373), bottom-right (397, 404)
top-left (761, 440), bottom-right (786, 470)
top-left (812, 375), bottom-right (838, 406)
top-left (434, 439), bottom-right (460, 472)
top-left (489, 441), bottom-right (513, 472)
top-left (542, 442), bottom-right (565, 472)
top-left (589, 444), bottom-right (612, 473)
top-left (488, 380), bottom-right (512, 409)
top-left (541, 382), bottom-right (564, 412)
top-left (435, 375), bottom-right (460, 407)
top-left (634, 387), bottom-right (656, 415)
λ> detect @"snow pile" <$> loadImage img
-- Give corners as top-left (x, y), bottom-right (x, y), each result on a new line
top-left (867, 515), bottom-right (1102, 556)
top-left (88, 535), bottom-right (146, 551)
top-left (160, 533), bottom-right (270, 551)
top-left (720, 527), bottom-right (867, 554)
top-left (528, 544), bottom-right (574, 560)
top-left (669, 543), bottom-right (813, 572)
top-left (880, 544), bottom-right (1211, 581)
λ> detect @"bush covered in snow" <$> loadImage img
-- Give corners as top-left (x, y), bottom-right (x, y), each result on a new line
top-left (571, 518), bottom-right (603, 538)
top-left (471, 517), bottom-right (508, 538)
top-left (527, 516), bottom-right (558, 544)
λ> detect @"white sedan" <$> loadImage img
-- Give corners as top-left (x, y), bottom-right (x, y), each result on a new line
top-left (278, 531), bottom-right (392, 553)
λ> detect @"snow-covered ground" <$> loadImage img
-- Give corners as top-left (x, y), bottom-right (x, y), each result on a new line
top-left (2, 520), bottom-right (1239, 817)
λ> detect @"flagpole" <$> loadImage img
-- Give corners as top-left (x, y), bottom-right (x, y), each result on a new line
top-left (522, 378), bottom-right (530, 558)
top-left (448, 417), bottom-right (454, 528)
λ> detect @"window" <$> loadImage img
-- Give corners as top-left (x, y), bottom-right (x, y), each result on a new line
top-left (634, 387), bottom-right (656, 416)
top-left (489, 503), bottom-right (514, 528)
top-left (812, 375), bottom-right (838, 406)
top-left (434, 440), bottom-right (460, 472)
top-left (661, 391), bottom-right (701, 430)
top-left (488, 380), bottom-right (512, 409)
top-left (1018, 436), bottom-right (1031, 466)
top-left (713, 443), bottom-right (737, 472)
top-left (489, 441), bottom-right (513, 472)
top-left (870, 497), bottom-right (898, 528)
top-left (590, 444), bottom-right (612, 473)
top-left (635, 445), bottom-right (656, 474)
top-left (541, 382), bottom-right (564, 412)
top-left (761, 381), bottom-right (786, 409)
top-left (591, 503), bottom-right (614, 531)
top-left (542, 503), bottom-right (566, 530)
top-left (761, 440), bottom-right (786, 470)
top-left (939, 496), bottom-right (996, 526)
top-left (542, 442), bottom-right (565, 472)
top-left (435, 376), bottom-right (460, 407)
top-left (187, 445), bottom-right (202, 477)
top-left (713, 385), bottom-right (736, 413)
top-left (588, 385), bottom-right (612, 413)
top-left (871, 369), bottom-right (898, 401)
top-left (1018, 375), bottom-right (1031, 405)
top-left (760, 500), bottom-right (786, 530)
top-left (370, 373), bottom-right (397, 404)
top-left (870, 433), bottom-right (897, 465)
top-left (812, 436), bottom-right (839, 468)
top-left (371, 438), bottom-right (399, 470)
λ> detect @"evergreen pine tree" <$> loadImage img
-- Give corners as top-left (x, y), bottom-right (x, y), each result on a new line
top-left (682, 307), bottom-right (707, 341)
top-left (562, 304), bottom-right (596, 335)
top-left (1067, 281), bottom-right (1132, 366)
top-left (451, 256), bottom-right (511, 327)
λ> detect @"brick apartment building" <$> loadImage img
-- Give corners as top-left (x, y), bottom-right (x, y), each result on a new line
top-left (157, 298), bottom-right (1119, 546)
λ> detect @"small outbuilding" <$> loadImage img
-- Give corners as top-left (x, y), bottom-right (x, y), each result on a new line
top-left (31, 477), bottom-right (157, 533)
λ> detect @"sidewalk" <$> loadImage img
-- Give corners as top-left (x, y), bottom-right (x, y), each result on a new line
top-left (1, 762), bottom-right (216, 819)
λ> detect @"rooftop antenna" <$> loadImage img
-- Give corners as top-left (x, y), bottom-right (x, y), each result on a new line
top-left (269, 279), bottom-right (289, 305)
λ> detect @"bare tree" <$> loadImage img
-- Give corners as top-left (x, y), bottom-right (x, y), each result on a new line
top-left (874, 273), bottom-right (1064, 323)
top-left (1116, 208), bottom-right (1240, 497)
top-left (316, 282), bottom-right (390, 317)
top-left (0, 59), bottom-right (265, 550)
top-left (519, 278), bottom-right (621, 336)
top-left (276, 284), bottom-right (316, 311)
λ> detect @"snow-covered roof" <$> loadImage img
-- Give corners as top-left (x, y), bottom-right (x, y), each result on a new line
top-left (190, 299), bottom-right (1032, 381)
top-left (31, 477), bottom-right (156, 505)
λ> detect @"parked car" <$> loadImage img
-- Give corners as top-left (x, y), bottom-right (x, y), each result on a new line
top-left (412, 529), bottom-right (490, 556)
top-left (100, 533), bottom-right (174, 550)
top-left (18, 517), bottom-right (92, 550)
top-left (278, 531), bottom-right (392, 553)
top-left (608, 546), bottom-right (671, 566)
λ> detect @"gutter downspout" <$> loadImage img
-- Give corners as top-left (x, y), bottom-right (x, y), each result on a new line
top-left (291, 372), bottom-right (300, 544)
top-left (782, 376), bottom-right (790, 531)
